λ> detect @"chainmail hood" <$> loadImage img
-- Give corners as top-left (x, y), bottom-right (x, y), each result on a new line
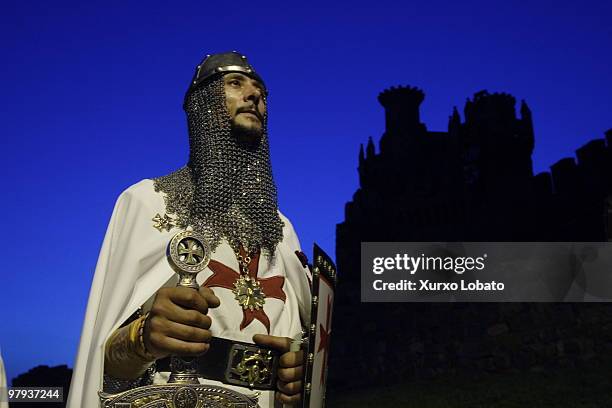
top-left (153, 71), bottom-right (284, 256)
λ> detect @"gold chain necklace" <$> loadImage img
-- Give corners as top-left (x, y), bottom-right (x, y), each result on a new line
top-left (232, 246), bottom-right (266, 311)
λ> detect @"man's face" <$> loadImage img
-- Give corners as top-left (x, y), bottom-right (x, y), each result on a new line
top-left (223, 72), bottom-right (266, 144)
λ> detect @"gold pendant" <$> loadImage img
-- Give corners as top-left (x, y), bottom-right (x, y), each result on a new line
top-left (233, 275), bottom-right (266, 310)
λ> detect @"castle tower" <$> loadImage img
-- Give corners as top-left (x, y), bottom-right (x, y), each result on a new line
top-left (358, 137), bottom-right (377, 188)
top-left (464, 90), bottom-right (518, 130)
top-left (462, 91), bottom-right (534, 191)
top-left (377, 85), bottom-right (425, 136)
top-left (520, 100), bottom-right (534, 141)
top-left (448, 106), bottom-right (461, 138)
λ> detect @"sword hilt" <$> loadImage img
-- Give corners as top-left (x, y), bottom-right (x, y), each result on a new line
top-left (166, 230), bottom-right (211, 384)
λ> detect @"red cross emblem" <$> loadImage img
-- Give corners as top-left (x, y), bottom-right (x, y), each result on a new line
top-left (203, 250), bottom-right (286, 333)
top-left (317, 294), bottom-right (332, 386)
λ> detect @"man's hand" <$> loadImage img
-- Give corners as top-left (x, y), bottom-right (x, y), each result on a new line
top-left (144, 286), bottom-right (220, 358)
top-left (253, 334), bottom-right (303, 405)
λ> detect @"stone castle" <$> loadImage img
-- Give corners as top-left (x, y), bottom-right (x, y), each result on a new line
top-left (331, 86), bottom-right (612, 388)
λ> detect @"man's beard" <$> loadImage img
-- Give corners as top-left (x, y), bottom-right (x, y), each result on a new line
top-left (232, 121), bottom-right (263, 147)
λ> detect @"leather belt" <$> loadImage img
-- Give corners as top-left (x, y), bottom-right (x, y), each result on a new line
top-left (156, 337), bottom-right (280, 390)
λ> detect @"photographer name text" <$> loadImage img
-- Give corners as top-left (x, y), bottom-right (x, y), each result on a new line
top-left (373, 279), bottom-right (504, 291)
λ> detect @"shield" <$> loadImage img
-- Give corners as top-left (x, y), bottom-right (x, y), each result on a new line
top-left (301, 244), bottom-right (337, 408)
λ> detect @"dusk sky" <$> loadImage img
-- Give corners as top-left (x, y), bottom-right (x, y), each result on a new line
top-left (1, 0), bottom-right (611, 383)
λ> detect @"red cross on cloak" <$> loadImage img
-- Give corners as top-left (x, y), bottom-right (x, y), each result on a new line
top-left (202, 249), bottom-right (286, 334)
top-left (317, 294), bottom-right (332, 386)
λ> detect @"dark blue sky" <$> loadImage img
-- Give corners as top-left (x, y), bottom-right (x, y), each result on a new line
top-left (1, 0), bottom-right (610, 383)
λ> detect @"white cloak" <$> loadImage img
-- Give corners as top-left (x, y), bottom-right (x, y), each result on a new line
top-left (67, 179), bottom-right (312, 407)
top-left (0, 347), bottom-right (7, 408)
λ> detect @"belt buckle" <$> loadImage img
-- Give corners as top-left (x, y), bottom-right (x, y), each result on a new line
top-left (225, 343), bottom-right (277, 389)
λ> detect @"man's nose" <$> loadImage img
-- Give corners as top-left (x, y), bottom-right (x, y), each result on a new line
top-left (244, 83), bottom-right (262, 103)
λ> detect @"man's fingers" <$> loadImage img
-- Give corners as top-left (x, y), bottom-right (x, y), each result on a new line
top-left (153, 319), bottom-right (212, 343)
top-left (146, 287), bottom-right (215, 358)
top-left (278, 365), bottom-right (303, 383)
top-left (277, 380), bottom-right (302, 396)
top-left (253, 333), bottom-right (303, 406)
top-left (148, 333), bottom-right (210, 356)
top-left (199, 286), bottom-right (221, 309)
top-left (252, 334), bottom-right (292, 353)
top-left (169, 287), bottom-right (211, 315)
top-left (275, 389), bottom-right (301, 405)
top-left (280, 350), bottom-right (304, 368)
top-left (152, 301), bottom-right (212, 330)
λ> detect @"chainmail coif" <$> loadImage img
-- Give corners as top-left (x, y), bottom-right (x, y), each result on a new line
top-left (153, 76), bottom-right (284, 256)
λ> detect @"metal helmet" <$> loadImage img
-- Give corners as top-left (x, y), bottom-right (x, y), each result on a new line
top-left (185, 51), bottom-right (266, 105)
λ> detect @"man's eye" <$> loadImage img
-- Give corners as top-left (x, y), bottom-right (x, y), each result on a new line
top-left (230, 80), bottom-right (241, 86)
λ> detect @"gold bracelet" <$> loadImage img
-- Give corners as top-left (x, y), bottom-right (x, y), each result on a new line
top-left (104, 315), bottom-right (156, 379)
top-left (136, 312), bottom-right (156, 360)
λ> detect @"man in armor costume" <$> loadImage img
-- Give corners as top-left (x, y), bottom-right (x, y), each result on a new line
top-left (67, 52), bottom-right (312, 407)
